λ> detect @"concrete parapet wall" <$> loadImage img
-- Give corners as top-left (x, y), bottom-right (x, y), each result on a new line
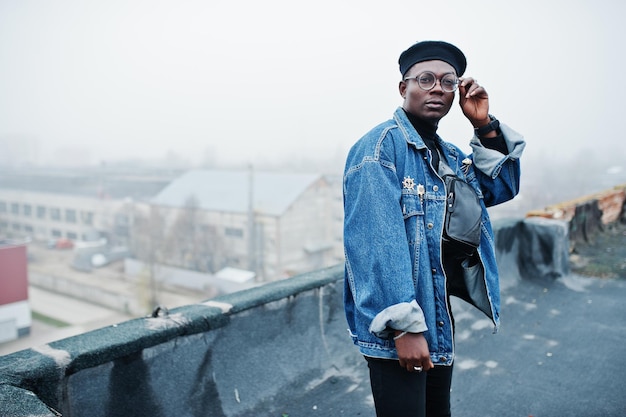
top-left (493, 217), bottom-right (570, 286)
top-left (0, 215), bottom-right (576, 416)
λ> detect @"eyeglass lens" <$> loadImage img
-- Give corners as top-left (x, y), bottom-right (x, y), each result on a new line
top-left (416, 72), bottom-right (458, 92)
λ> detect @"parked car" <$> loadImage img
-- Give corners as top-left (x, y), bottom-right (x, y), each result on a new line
top-left (47, 238), bottom-right (74, 250)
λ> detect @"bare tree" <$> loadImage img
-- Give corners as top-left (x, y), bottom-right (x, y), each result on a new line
top-left (164, 195), bottom-right (224, 273)
top-left (131, 204), bottom-right (168, 310)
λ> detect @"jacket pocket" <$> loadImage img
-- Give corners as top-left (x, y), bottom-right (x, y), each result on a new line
top-left (401, 193), bottom-right (424, 246)
top-left (400, 192), bottom-right (424, 219)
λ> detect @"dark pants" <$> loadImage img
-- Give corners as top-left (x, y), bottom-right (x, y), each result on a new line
top-left (366, 357), bottom-right (453, 417)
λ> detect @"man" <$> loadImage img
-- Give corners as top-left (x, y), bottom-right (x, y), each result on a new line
top-left (342, 40), bottom-right (525, 417)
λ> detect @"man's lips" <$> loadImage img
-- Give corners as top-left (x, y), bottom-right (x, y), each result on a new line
top-left (425, 100), bottom-right (445, 109)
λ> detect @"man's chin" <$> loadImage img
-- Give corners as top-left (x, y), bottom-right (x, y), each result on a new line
top-left (423, 108), bottom-right (450, 121)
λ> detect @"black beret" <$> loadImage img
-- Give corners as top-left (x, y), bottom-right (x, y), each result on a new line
top-left (398, 40), bottom-right (467, 77)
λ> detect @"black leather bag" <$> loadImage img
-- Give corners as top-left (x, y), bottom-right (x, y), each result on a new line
top-left (442, 175), bottom-right (482, 255)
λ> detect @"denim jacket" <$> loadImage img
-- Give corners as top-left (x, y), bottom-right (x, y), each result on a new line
top-left (343, 107), bottom-right (525, 365)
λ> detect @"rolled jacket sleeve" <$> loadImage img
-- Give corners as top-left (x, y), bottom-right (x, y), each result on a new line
top-left (369, 300), bottom-right (428, 339)
top-left (470, 122), bottom-right (525, 179)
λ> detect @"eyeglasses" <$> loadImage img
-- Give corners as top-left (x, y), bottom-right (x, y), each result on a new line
top-left (403, 71), bottom-right (459, 93)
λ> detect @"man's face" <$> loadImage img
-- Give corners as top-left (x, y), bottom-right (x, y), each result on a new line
top-left (400, 60), bottom-right (456, 123)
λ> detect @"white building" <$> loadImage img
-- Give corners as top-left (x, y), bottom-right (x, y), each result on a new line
top-left (151, 169), bottom-right (344, 281)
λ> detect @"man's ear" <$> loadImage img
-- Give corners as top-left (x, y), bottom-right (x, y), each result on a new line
top-left (399, 81), bottom-right (407, 98)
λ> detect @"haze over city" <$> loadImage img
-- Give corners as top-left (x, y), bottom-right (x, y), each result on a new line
top-left (2, 3), bottom-right (626, 413)
top-left (1, 0), bottom-right (625, 188)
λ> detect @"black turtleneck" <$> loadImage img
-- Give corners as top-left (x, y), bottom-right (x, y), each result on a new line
top-left (403, 109), bottom-right (442, 170)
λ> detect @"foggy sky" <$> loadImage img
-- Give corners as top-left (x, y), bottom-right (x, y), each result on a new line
top-left (1, 0), bottom-right (625, 169)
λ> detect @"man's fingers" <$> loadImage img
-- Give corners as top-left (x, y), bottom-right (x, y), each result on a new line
top-left (459, 77), bottom-right (487, 98)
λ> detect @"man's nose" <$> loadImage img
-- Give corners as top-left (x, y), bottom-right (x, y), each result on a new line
top-left (431, 80), bottom-right (445, 93)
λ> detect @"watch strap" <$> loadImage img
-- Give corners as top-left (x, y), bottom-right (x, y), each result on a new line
top-left (474, 115), bottom-right (500, 137)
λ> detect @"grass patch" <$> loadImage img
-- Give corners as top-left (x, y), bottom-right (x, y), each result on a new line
top-left (570, 223), bottom-right (626, 279)
top-left (573, 262), bottom-right (619, 279)
top-left (32, 311), bottom-right (71, 328)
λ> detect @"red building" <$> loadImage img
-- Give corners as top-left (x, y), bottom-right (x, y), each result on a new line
top-left (0, 240), bottom-right (30, 343)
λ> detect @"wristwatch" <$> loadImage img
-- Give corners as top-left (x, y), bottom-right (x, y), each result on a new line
top-left (474, 115), bottom-right (499, 137)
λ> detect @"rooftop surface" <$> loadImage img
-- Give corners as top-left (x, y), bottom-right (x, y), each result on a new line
top-left (266, 270), bottom-right (626, 417)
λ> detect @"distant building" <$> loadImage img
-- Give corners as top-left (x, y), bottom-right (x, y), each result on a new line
top-left (151, 169), bottom-right (343, 281)
top-left (0, 167), bottom-right (344, 283)
top-left (0, 240), bottom-right (30, 343)
top-left (0, 167), bottom-right (174, 244)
